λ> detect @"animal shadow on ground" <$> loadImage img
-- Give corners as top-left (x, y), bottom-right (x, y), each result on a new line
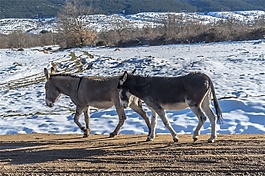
top-left (0, 141), bottom-right (106, 165)
top-left (0, 135), bottom-right (148, 165)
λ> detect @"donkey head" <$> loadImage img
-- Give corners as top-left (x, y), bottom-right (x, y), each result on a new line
top-left (118, 71), bottom-right (134, 108)
top-left (44, 67), bottom-right (60, 107)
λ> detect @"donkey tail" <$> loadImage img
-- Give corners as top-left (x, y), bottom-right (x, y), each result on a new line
top-left (209, 78), bottom-right (223, 124)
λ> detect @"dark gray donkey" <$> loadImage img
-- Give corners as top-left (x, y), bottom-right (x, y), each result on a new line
top-left (44, 67), bottom-right (151, 138)
top-left (118, 71), bottom-right (222, 143)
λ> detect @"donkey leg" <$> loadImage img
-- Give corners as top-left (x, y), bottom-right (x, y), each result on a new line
top-left (146, 109), bottom-right (157, 141)
top-left (202, 99), bottom-right (217, 143)
top-left (110, 104), bottom-right (126, 138)
top-left (83, 107), bottom-right (90, 138)
top-left (129, 101), bottom-right (151, 136)
top-left (74, 106), bottom-right (86, 135)
top-left (155, 107), bottom-right (178, 142)
top-left (190, 106), bottom-right (207, 142)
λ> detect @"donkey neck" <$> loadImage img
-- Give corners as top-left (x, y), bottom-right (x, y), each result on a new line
top-left (51, 75), bottom-right (81, 96)
top-left (126, 75), bottom-right (150, 98)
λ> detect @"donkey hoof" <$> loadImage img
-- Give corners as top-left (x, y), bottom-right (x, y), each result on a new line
top-left (173, 138), bottom-right (179, 142)
top-left (109, 133), bottom-right (116, 138)
top-left (146, 137), bottom-right (153, 142)
top-left (208, 139), bottom-right (214, 143)
top-left (82, 129), bottom-right (89, 138)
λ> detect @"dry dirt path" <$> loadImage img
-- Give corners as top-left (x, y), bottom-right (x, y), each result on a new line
top-left (0, 133), bottom-right (265, 175)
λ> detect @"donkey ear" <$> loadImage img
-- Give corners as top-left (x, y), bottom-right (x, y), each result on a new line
top-left (131, 68), bottom-right (136, 75)
top-left (51, 67), bottom-right (56, 74)
top-left (120, 71), bottom-right (128, 85)
top-left (44, 68), bottom-right (50, 80)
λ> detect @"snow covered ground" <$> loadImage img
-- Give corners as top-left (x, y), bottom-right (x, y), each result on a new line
top-left (0, 40), bottom-right (265, 136)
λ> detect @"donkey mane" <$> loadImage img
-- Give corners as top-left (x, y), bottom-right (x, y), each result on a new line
top-left (50, 73), bottom-right (80, 78)
top-left (51, 73), bottom-right (119, 81)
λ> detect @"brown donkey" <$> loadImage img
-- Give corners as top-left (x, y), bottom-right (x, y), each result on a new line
top-left (44, 67), bottom-right (151, 137)
top-left (118, 71), bottom-right (223, 143)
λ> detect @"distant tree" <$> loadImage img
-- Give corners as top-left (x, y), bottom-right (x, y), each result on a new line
top-left (57, 0), bottom-right (96, 48)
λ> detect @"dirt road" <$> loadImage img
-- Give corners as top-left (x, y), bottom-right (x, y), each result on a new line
top-left (0, 133), bottom-right (265, 175)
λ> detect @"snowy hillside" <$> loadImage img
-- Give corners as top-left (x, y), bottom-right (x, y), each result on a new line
top-left (0, 10), bottom-right (265, 34)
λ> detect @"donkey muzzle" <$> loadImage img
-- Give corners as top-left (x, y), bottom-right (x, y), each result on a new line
top-left (46, 99), bottom-right (54, 107)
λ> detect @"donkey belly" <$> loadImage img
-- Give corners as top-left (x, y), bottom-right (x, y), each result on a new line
top-left (161, 102), bottom-right (189, 110)
top-left (90, 101), bottom-right (114, 109)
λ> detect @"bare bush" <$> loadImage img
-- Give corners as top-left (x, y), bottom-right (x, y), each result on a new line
top-left (8, 30), bottom-right (29, 48)
top-left (98, 18), bottom-right (139, 46)
top-left (57, 0), bottom-right (97, 48)
top-left (0, 31), bottom-right (58, 49)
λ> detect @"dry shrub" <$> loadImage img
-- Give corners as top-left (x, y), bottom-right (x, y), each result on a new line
top-left (0, 34), bottom-right (9, 48)
top-left (8, 30), bottom-right (29, 48)
top-left (56, 28), bottom-right (97, 48)
top-left (101, 29), bottom-right (122, 46)
top-left (241, 27), bottom-right (265, 40)
top-left (189, 27), bottom-right (229, 43)
top-left (0, 31), bottom-right (58, 49)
